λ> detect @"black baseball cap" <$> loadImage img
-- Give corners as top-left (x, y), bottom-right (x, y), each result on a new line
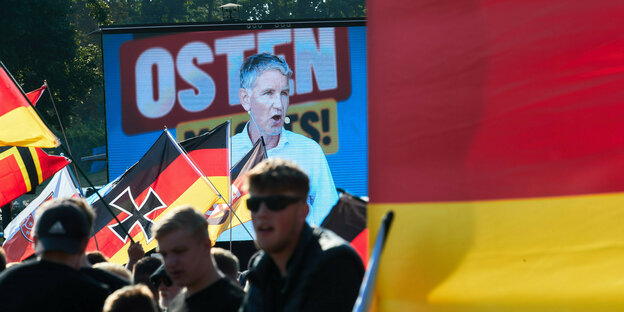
top-left (35, 201), bottom-right (91, 254)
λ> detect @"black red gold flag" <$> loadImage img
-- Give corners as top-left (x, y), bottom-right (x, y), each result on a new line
top-left (87, 123), bottom-right (229, 263)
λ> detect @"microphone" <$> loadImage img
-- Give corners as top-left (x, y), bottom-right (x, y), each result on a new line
top-left (284, 116), bottom-right (290, 124)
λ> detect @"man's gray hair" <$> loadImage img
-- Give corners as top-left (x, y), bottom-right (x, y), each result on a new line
top-left (239, 53), bottom-right (293, 89)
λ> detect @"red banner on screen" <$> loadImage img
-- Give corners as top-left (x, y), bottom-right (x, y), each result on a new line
top-left (119, 27), bottom-right (351, 135)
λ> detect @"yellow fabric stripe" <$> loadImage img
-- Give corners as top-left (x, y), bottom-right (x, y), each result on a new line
top-left (28, 146), bottom-right (43, 184)
top-left (109, 177), bottom-right (228, 264)
top-left (0, 146), bottom-right (32, 191)
top-left (0, 106), bottom-right (58, 148)
top-left (370, 192), bottom-right (624, 311)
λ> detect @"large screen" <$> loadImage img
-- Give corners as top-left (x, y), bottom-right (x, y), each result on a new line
top-left (101, 20), bottom-right (367, 241)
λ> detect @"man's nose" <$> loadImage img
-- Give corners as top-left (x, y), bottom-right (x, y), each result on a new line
top-left (255, 202), bottom-right (270, 216)
top-left (270, 94), bottom-right (285, 109)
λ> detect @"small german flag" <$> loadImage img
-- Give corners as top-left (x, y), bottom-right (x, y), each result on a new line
top-left (0, 63), bottom-right (59, 148)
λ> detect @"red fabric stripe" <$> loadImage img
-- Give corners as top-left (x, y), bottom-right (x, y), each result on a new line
top-left (0, 153), bottom-right (28, 206)
top-left (35, 148), bottom-right (70, 182)
top-left (350, 229), bottom-right (368, 268)
top-left (26, 85), bottom-right (46, 106)
top-left (369, 1), bottom-right (624, 203)
top-left (0, 67), bottom-right (28, 116)
top-left (2, 233), bottom-right (34, 263)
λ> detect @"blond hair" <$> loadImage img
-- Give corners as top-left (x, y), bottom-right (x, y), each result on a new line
top-left (93, 262), bottom-right (132, 281)
top-left (152, 205), bottom-right (209, 243)
top-left (103, 284), bottom-right (158, 312)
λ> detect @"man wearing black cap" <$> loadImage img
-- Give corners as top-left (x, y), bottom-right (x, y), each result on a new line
top-left (0, 198), bottom-right (110, 312)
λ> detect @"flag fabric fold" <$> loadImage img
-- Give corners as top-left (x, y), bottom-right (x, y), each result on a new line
top-left (321, 189), bottom-right (368, 266)
top-left (212, 137), bottom-right (266, 241)
top-left (0, 64), bottom-right (59, 148)
top-left (26, 85), bottom-right (46, 105)
top-left (87, 122), bottom-right (229, 264)
top-left (2, 167), bottom-right (80, 262)
top-left (0, 146), bottom-right (70, 207)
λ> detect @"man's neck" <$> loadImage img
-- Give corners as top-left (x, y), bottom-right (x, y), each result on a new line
top-left (40, 251), bottom-right (82, 270)
top-left (247, 124), bottom-right (281, 150)
top-left (269, 228), bottom-right (304, 277)
top-left (186, 263), bottom-right (224, 297)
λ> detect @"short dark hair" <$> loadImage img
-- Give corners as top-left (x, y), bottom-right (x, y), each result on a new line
top-left (133, 257), bottom-right (162, 285)
top-left (245, 158), bottom-right (309, 198)
top-left (103, 284), bottom-right (158, 312)
top-left (211, 247), bottom-right (239, 282)
top-left (87, 251), bottom-right (109, 265)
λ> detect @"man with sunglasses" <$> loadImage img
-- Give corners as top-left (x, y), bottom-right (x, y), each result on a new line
top-left (240, 158), bottom-right (364, 312)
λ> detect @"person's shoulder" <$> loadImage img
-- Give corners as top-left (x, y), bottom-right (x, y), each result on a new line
top-left (313, 227), bottom-right (363, 261)
top-left (220, 277), bottom-right (245, 298)
top-left (284, 130), bottom-right (324, 151)
top-left (80, 267), bottom-right (130, 292)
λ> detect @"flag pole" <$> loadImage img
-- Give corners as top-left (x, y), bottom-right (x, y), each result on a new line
top-left (164, 127), bottom-right (255, 241)
top-left (352, 210), bottom-right (395, 312)
top-left (0, 61), bottom-right (134, 243)
top-left (43, 80), bottom-right (84, 189)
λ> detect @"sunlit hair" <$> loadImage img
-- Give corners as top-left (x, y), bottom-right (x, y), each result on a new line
top-left (244, 158), bottom-right (309, 198)
top-left (211, 247), bottom-right (240, 282)
top-left (93, 262), bottom-right (132, 281)
top-left (152, 205), bottom-right (209, 243)
top-left (103, 284), bottom-right (158, 312)
top-left (240, 53), bottom-right (293, 89)
top-left (87, 250), bottom-right (109, 265)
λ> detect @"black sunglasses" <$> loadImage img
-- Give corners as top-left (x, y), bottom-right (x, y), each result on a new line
top-left (152, 277), bottom-right (172, 288)
top-left (246, 195), bottom-right (304, 213)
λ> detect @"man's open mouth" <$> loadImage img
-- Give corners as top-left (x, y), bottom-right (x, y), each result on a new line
top-left (272, 114), bottom-right (281, 121)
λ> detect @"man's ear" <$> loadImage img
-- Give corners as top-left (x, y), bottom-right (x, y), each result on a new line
top-left (78, 237), bottom-right (89, 254)
top-left (239, 88), bottom-right (251, 111)
top-left (297, 202), bottom-right (309, 223)
top-left (203, 236), bottom-right (212, 255)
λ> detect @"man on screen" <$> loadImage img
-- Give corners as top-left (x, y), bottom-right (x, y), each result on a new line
top-left (233, 53), bottom-right (338, 226)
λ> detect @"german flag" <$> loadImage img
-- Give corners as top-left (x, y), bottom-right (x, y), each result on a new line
top-left (0, 146), bottom-right (70, 206)
top-left (0, 63), bottom-right (58, 148)
top-left (369, 1), bottom-right (624, 311)
top-left (321, 189), bottom-right (368, 266)
top-left (213, 137), bottom-right (266, 240)
top-left (87, 123), bottom-right (229, 264)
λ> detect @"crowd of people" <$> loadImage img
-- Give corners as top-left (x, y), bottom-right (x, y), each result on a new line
top-left (0, 53), bottom-right (365, 311)
top-left (0, 158), bottom-right (364, 311)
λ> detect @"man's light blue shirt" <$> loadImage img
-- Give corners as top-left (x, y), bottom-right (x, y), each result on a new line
top-left (218, 123), bottom-right (339, 242)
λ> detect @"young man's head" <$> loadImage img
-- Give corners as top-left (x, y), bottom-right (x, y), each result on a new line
top-left (152, 205), bottom-right (215, 294)
top-left (132, 256), bottom-right (162, 300)
top-left (103, 284), bottom-right (158, 312)
top-left (239, 53), bottom-right (292, 138)
top-left (245, 158), bottom-right (309, 263)
top-left (33, 197), bottom-right (94, 268)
